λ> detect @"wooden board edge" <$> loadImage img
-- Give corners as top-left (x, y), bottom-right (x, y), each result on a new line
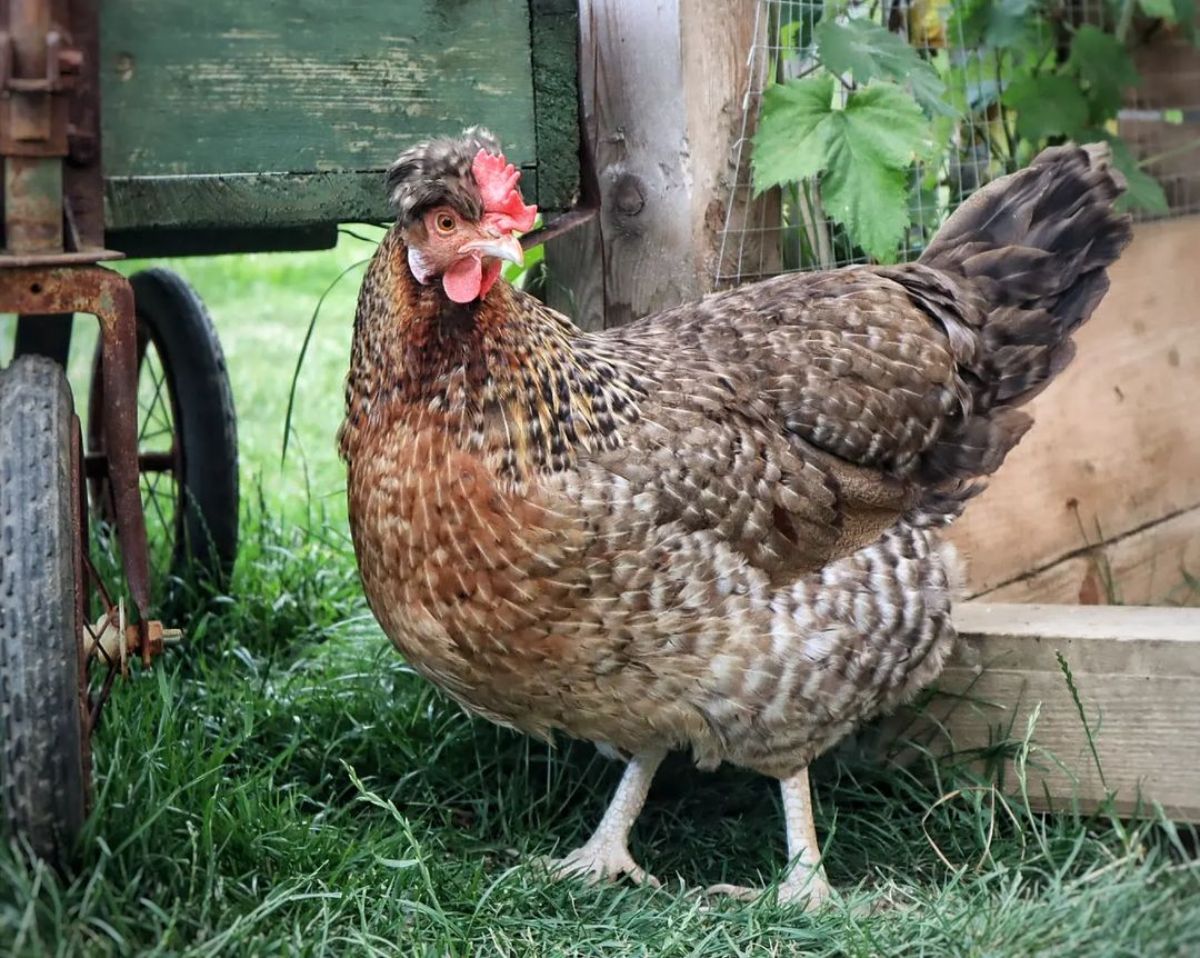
top-left (873, 601), bottom-right (1200, 823)
top-left (530, 0), bottom-right (582, 211)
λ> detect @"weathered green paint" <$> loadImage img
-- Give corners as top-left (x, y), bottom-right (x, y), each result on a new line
top-left (530, 0), bottom-right (581, 209)
top-left (106, 171), bottom-right (414, 232)
top-left (101, 0), bottom-right (537, 176)
top-left (98, 0), bottom-right (580, 244)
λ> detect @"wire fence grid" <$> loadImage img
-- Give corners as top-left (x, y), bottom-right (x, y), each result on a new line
top-left (716, 0), bottom-right (1200, 288)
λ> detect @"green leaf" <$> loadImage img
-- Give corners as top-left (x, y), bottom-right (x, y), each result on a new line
top-left (839, 82), bottom-right (937, 168)
top-left (1001, 73), bottom-right (1090, 142)
top-left (822, 82), bottom-right (935, 261)
top-left (948, 0), bottom-right (1039, 49)
top-left (1172, 0), bottom-right (1199, 43)
top-left (753, 77), bottom-right (932, 261)
top-left (815, 18), bottom-right (955, 117)
top-left (1137, 0), bottom-right (1177, 19)
top-left (823, 157), bottom-right (910, 263)
top-left (751, 75), bottom-right (837, 193)
top-left (1106, 136), bottom-right (1170, 215)
top-left (1067, 25), bottom-right (1140, 117)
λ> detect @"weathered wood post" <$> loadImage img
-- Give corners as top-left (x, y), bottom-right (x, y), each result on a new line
top-left (544, 0), bottom-right (775, 330)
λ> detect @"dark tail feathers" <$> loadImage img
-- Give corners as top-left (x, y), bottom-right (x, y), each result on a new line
top-left (909, 142), bottom-right (1133, 487)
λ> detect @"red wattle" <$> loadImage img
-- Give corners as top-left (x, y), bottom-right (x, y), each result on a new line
top-left (479, 259), bottom-right (502, 299)
top-left (443, 256), bottom-right (483, 303)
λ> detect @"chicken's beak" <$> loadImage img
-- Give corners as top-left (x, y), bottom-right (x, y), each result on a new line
top-left (458, 233), bottom-right (524, 267)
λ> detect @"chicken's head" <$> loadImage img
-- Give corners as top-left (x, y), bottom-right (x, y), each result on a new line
top-left (386, 127), bottom-right (538, 304)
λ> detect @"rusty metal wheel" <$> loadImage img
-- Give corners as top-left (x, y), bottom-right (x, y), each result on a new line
top-left (0, 356), bottom-right (88, 867)
top-left (88, 269), bottom-right (239, 593)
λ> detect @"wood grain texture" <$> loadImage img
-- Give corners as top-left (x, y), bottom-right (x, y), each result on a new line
top-left (101, 0), bottom-right (536, 177)
top-left (98, 0), bottom-right (579, 234)
top-left (948, 217), bottom-right (1200, 596)
top-left (105, 171), bottom-right (389, 231)
top-left (981, 506), bottom-right (1200, 606)
top-left (886, 602), bottom-right (1200, 821)
top-left (545, 0), bottom-right (771, 329)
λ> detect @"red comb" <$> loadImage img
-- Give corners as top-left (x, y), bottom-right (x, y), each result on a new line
top-left (472, 149), bottom-right (537, 233)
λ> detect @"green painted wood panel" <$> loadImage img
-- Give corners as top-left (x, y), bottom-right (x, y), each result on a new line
top-left (100, 0), bottom-right (538, 177)
top-left (98, 0), bottom-right (580, 243)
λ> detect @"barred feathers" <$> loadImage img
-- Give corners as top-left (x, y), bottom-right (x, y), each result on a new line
top-left (344, 141), bottom-right (1127, 780)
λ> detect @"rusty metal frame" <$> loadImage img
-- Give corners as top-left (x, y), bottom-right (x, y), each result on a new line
top-left (2, 0), bottom-right (167, 688)
top-left (0, 266), bottom-right (156, 660)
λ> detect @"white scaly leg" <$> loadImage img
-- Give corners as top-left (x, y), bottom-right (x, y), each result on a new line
top-left (707, 766), bottom-right (833, 910)
top-left (548, 748), bottom-right (665, 887)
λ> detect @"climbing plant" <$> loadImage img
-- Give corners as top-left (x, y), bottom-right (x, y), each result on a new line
top-left (752, 0), bottom-right (1193, 264)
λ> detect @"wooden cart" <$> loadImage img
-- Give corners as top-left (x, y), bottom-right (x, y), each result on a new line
top-left (0, 0), bottom-right (579, 866)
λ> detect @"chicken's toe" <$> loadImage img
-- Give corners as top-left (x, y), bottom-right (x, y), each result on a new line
top-left (704, 870), bottom-right (833, 911)
top-left (543, 840), bottom-right (660, 888)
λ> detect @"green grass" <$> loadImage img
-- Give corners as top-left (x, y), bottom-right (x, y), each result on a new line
top-left (2, 241), bottom-right (1199, 956)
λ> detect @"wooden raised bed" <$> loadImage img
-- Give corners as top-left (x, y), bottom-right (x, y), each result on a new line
top-left (885, 602), bottom-right (1200, 822)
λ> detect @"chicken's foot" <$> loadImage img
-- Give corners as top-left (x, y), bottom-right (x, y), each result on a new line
top-left (706, 766), bottom-right (833, 910)
top-left (545, 748), bottom-right (665, 888)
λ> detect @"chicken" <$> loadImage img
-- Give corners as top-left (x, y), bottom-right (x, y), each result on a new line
top-left (340, 128), bottom-right (1131, 907)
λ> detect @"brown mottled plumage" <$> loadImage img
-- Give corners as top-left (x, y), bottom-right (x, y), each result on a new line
top-left (341, 133), bottom-right (1131, 905)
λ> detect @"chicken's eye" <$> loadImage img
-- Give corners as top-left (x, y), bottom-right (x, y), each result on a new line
top-left (435, 213), bottom-right (456, 234)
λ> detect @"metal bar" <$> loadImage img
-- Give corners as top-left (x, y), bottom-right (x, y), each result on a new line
top-left (83, 449), bottom-right (177, 478)
top-left (0, 265), bottom-right (154, 649)
top-left (3, 156), bottom-right (63, 251)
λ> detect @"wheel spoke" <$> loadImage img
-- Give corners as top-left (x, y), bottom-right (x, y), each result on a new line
top-left (138, 352), bottom-right (170, 445)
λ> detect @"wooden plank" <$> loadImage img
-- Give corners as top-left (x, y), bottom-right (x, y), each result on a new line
top-left (97, 0), bottom-right (579, 234)
top-left (948, 217), bottom-right (1200, 596)
top-left (105, 171), bottom-right (389, 232)
top-left (981, 506), bottom-right (1200, 606)
top-left (544, 0), bottom-right (772, 329)
top-left (881, 602), bottom-right (1200, 821)
top-left (100, 0), bottom-right (537, 178)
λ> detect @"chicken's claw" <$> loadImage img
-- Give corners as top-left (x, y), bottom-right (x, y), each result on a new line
top-left (704, 870), bottom-right (834, 911)
top-left (540, 840), bottom-right (661, 889)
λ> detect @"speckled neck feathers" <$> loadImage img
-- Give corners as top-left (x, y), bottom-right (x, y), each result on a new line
top-left (339, 230), bottom-right (645, 485)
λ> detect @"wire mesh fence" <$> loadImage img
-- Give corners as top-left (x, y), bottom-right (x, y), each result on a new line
top-left (716, 0), bottom-right (1200, 288)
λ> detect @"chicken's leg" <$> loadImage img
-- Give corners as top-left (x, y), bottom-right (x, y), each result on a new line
top-left (548, 749), bottom-right (665, 887)
top-left (707, 767), bottom-right (833, 910)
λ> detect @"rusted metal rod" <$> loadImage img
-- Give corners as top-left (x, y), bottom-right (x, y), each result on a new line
top-left (0, 265), bottom-right (155, 661)
top-left (84, 449), bottom-right (177, 477)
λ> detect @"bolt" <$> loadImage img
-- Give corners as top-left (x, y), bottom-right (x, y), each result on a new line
top-left (57, 48), bottom-right (83, 75)
top-left (115, 52), bottom-right (134, 81)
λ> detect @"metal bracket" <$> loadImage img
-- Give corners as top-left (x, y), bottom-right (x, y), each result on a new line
top-left (0, 28), bottom-right (81, 94)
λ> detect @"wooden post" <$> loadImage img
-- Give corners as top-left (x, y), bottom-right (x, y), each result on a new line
top-left (544, 0), bottom-right (775, 330)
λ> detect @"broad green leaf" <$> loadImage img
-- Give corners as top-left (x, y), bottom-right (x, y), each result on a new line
top-left (751, 76), bottom-right (837, 194)
top-left (823, 156), bottom-right (910, 263)
top-left (836, 82), bottom-right (937, 168)
top-left (1002, 73), bottom-right (1090, 142)
top-left (815, 18), bottom-right (955, 116)
top-left (1067, 26), bottom-right (1140, 117)
top-left (822, 83), bottom-right (934, 261)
